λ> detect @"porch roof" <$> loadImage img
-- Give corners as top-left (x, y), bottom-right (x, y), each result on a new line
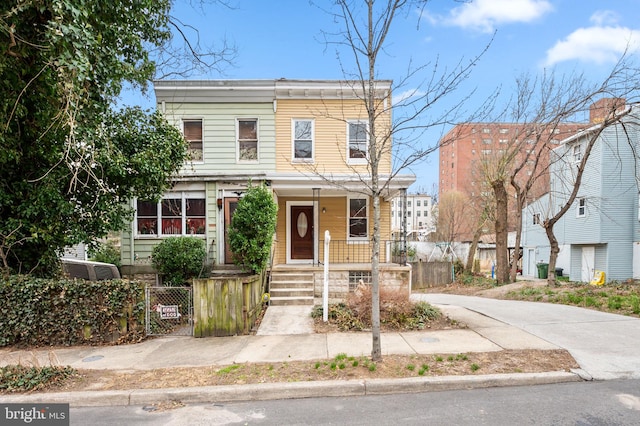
top-left (267, 172), bottom-right (416, 200)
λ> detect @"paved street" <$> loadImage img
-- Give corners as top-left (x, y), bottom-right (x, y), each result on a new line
top-left (70, 379), bottom-right (640, 425)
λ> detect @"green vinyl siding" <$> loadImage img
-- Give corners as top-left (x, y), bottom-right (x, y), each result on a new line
top-left (163, 103), bottom-right (276, 174)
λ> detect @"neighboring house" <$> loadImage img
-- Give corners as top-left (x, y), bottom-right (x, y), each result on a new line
top-left (390, 193), bottom-right (436, 240)
top-left (121, 79), bottom-right (416, 302)
top-left (522, 100), bottom-right (640, 282)
top-left (61, 243), bottom-right (87, 261)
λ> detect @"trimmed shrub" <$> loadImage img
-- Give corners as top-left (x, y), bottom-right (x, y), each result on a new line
top-left (151, 237), bottom-right (206, 286)
top-left (228, 182), bottom-right (278, 274)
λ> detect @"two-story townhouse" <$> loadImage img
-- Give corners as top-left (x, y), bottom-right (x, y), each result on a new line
top-left (521, 100), bottom-right (640, 282)
top-left (121, 79), bottom-right (416, 302)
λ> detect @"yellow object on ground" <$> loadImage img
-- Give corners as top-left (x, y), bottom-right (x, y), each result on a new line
top-left (590, 270), bottom-right (605, 286)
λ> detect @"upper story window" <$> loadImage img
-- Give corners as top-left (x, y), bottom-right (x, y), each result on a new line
top-left (136, 193), bottom-right (206, 237)
top-left (576, 198), bottom-right (586, 217)
top-left (482, 128), bottom-right (490, 133)
top-left (499, 128), bottom-right (509, 134)
top-left (237, 119), bottom-right (258, 162)
top-left (347, 120), bottom-right (368, 163)
top-left (572, 143), bottom-right (583, 163)
top-left (348, 197), bottom-right (368, 240)
top-left (416, 200), bottom-right (421, 207)
top-left (482, 139), bottom-right (492, 144)
top-left (183, 119), bottom-right (203, 162)
top-left (407, 201), bottom-right (412, 207)
top-left (292, 119), bottom-right (314, 161)
top-left (533, 213), bottom-right (540, 225)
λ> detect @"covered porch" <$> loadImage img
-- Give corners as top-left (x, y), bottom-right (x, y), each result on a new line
top-left (267, 173), bottom-right (415, 305)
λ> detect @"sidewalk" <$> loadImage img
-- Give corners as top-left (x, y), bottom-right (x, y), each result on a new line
top-left (1, 299), bottom-right (617, 407)
top-left (10, 294), bottom-right (640, 406)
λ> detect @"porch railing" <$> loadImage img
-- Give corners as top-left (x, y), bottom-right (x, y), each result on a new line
top-left (317, 239), bottom-right (407, 265)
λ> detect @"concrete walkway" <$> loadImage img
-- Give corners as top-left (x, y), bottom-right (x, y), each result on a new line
top-left (415, 293), bottom-right (640, 380)
top-left (2, 296), bottom-right (639, 407)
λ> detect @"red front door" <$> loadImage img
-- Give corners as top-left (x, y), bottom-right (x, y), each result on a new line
top-left (290, 206), bottom-right (314, 260)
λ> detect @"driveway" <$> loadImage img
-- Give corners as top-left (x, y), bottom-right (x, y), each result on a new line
top-left (413, 293), bottom-right (640, 380)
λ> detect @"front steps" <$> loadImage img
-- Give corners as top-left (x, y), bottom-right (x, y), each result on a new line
top-left (268, 270), bottom-right (315, 306)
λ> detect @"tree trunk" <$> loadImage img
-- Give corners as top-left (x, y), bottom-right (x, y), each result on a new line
top-left (465, 227), bottom-right (482, 273)
top-left (492, 180), bottom-right (510, 284)
top-left (544, 221), bottom-right (559, 285)
top-left (509, 198), bottom-right (524, 282)
top-left (370, 193), bottom-right (382, 361)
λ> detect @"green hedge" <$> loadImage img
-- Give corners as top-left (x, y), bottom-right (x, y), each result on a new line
top-left (0, 275), bottom-right (145, 347)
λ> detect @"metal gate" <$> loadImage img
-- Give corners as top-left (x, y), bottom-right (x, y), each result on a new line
top-left (145, 286), bottom-right (193, 336)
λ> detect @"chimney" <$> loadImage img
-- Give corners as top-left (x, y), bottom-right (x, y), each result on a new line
top-left (589, 98), bottom-right (626, 124)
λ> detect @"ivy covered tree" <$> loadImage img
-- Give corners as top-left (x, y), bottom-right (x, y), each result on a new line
top-left (228, 182), bottom-right (278, 274)
top-left (0, 1), bottom-right (188, 276)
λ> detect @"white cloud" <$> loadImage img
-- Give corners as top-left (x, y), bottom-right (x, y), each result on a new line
top-left (430, 0), bottom-right (553, 33)
top-left (590, 10), bottom-right (619, 26)
top-left (393, 88), bottom-right (426, 105)
top-left (544, 12), bottom-right (640, 66)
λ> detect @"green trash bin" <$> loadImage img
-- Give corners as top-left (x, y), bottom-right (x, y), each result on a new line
top-left (537, 263), bottom-right (549, 279)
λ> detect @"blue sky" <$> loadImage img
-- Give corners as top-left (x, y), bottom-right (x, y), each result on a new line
top-left (123, 0), bottom-right (640, 192)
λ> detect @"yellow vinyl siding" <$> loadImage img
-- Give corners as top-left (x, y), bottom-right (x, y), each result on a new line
top-left (275, 99), bottom-right (392, 173)
top-left (273, 196), bottom-right (392, 265)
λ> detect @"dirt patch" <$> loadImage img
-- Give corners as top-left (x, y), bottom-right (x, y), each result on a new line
top-left (39, 349), bottom-right (577, 394)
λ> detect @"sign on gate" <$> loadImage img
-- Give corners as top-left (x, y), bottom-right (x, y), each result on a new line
top-left (159, 305), bottom-right (180, 319)
top-left (145, 286), bottom-right (193, 336)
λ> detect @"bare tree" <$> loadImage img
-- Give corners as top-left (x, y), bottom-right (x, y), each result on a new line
top-left (472, 54), bottom-right (640, 285)
top-left (154, 0), bottom-right (238, 79)
top-left (433, 191), bottom-right (469, 247)
top-left (542, 97), bottom-right (638, 284)
top-left (316, 0), bottom-right (493, 361)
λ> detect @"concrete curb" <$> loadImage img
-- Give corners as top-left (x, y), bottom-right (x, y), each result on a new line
top-left (1, 371), bottom-right (582, 407)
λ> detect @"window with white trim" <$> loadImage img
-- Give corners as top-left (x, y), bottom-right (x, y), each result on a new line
top-left (576, 198), bottom-right (586, 217)
top-left (237, 119), bottom-right (258, 162)
top-left (533, 213), bottom-right (540, 225)
top-left (573, 143), bottom-right (583, 163)
top-left (136, 193), bottom-right (206, 236)
top-left (292, 119), bottom-right (313, 161)
top-left (348, 197), bottom-right (368, 240)
top-left (347, 120), bottom-right (368, 162)
top-left (183, 119), bottom-right (203, 161)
